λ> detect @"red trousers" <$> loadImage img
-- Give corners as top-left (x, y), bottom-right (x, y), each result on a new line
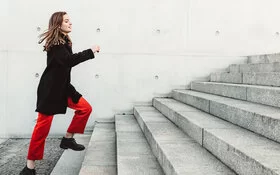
top-left (27, 97), bottom-right (92, 160)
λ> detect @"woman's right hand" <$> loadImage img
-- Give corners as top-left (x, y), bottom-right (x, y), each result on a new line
top-left (92, 45), bottom-right (100, 53)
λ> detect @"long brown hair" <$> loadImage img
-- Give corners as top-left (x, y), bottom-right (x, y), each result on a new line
top-left (38, 11), bottom-right (71, 51)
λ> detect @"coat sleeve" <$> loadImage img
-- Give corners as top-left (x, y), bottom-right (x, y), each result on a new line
top-left (51, 44), bottom-right (95, 67)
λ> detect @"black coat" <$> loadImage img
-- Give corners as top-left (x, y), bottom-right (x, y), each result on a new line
top-left (35, 36), bottom-right (94, 115)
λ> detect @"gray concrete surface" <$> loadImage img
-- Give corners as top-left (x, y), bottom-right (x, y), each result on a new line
top-left (153, 97), bottom-right (280, 175)
top-left (191, 81), bottom-right (280, 108)
top-left (115, 115), bottom-right (164, 175)
top-left (204, 128), bottom-right (280, 175)
top-left (211, 71), bottom-right (280, 87)
top-left (152, 98), bottom-right (200, 123)
top-left (230, 62), bottom-right (280, 73)
top-left (246, 85), bottom-right (280, 108)
top-left (191, 81), bottom-right (247, 100)
top-left (247, 53), bottom-right (280, 64)
top-left (152, 98), bottom-right (230, 145)
top-left (134, 106), bottom-right (236, 175)
top-left (243, 72), bottom-right (280, 86)
top-left (229, 64), bottom-right (240, 73)
top-left (51, 134), bottom-right (91, 175)
top-left (0, 138), bottom-right (64, 175)
top-left (240, 62), bottom-right (280, 73)
top-left (172, 89), bottom-right (280, 143)
top-left (79, 122), bottom-right (116, 175)
top-left (210, 72), bottom-right (242, 83)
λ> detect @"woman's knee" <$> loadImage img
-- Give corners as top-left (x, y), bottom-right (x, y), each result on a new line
top-left (85, 104), bottom-right (92, 114)
top-left (79, 97), bottom-right (92, 115)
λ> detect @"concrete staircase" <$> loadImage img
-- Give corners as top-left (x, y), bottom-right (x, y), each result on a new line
top-left (115, 115), bottom-right (164, 174)
top-left (76, 54), bottom-right (280, 175)
top-left (79, 122), bottom-right (117, 175)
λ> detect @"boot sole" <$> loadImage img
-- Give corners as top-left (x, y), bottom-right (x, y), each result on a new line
top-left (60, 145), bottom-right (85, 151)
top-left (60, 145), bottom-right (68, 149)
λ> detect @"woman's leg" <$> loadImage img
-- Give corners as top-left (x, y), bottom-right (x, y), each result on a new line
top-left (27, 113), bottom-right (54, 164)
top-left (59, 97), bottom-right (92, 151)
top-left (20, 113), bottom-right (53, 174)
top-left (66, 97), bottom-right (92, 135)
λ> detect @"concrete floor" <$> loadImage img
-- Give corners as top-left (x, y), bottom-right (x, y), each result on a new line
top-left (0, 138), bottom-right (64, 175)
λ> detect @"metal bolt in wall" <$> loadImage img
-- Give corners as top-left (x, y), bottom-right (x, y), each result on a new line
top-left (37, 27), bottom-right (41, 32)
top-left (215, 30), bottom-right (220, 36)
top-left (35, 73), bottom-right (40, 78)
top-left (96, 28), bottom-right (101, 33)
top-left (155, 75), bottom-right (159, 80)
top-left (276, 32), bottom-right (279, 36)
top-left (95, 74), bottom-right (99, 79)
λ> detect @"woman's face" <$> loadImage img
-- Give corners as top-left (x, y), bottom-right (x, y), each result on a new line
top-left (60, 14), bottom-right (72, 34)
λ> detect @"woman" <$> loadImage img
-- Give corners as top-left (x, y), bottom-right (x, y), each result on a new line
top-left (20, 11), bottom-right (100, 175)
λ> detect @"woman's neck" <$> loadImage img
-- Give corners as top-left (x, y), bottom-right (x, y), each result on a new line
top-left (61, 32), bottom-right (68, 36)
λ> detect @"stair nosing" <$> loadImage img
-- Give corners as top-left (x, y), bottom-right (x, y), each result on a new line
top-left (192, 81), bottom-right (280, 90)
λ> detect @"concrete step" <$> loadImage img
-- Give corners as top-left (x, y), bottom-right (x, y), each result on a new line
top-left (191, 81), bottom-right (280, 108)
top-left (79, 122), bottom-right (117, 175)
top-left (153, 97), bottom-right (280, 175)
top-left (133, 106), bottom-right (235, 175)
top-left (210, 72), bottom-right (280, 86)
top-left (115, 115), bottom-right (164, 175)
top-left (247, 53), bottom-right (280, 64)
top-left (210, 72), bottom-right (242, 84)
top-left (51, 134), bottom-right (91, 175)
top-left (229, 62), bottom-right (280, 73)
top-left (172, 89), bottom-right (280, 143)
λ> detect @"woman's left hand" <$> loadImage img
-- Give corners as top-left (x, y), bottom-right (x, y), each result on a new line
top-left (92, 45), bottom-right (100, 53)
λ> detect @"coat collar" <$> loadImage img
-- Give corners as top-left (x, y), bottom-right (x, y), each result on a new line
top-left (60, 33), bottom-right (72, 48)
top-left (60, 33), bottom-right (69, 42)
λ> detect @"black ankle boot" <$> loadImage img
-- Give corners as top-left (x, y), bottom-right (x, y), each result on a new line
top-left (60, 137), bottom-right (85, 151)
top-left (19, 166), bottom-right (36, 175)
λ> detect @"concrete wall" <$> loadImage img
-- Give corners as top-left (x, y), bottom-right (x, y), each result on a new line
top-left (2, 0), bottom-right (279, 137)
top-left (188, 0), bottom-right (280, 55)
